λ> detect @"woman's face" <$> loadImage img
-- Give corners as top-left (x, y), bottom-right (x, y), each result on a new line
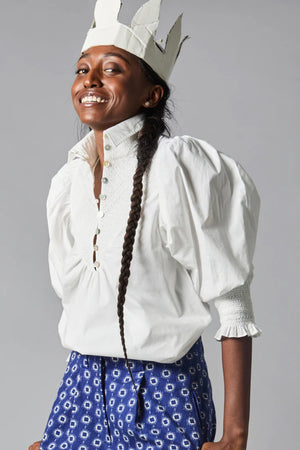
top-left (71, 45), bottom-right (159, 131)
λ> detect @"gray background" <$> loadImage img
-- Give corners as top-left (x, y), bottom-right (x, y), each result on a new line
top-left (0, 0), bottom-right (299, 448)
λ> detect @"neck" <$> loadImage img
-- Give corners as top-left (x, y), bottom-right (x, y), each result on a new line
top-left (93, 129), bottom-right (105, 166)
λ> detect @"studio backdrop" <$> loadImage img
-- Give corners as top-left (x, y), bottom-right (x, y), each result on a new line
top-left (0, 1), bottom-right (299, 448)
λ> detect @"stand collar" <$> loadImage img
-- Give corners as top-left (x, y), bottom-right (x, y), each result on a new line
top-left (67, 113), bottom-right (144, 167)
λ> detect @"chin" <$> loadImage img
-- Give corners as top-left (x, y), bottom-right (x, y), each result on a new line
top-left (78, 113), bottom-right (105, 128)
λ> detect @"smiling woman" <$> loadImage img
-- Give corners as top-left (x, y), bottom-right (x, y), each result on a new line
top-left (29, 1), bottom-right (262, 449)
top-left (71, 45), bottom-right (165, 132)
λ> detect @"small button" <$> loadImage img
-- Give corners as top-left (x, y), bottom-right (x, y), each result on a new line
top-left (96, 228), bottom-right (101, 235)
top-left (104, 160), bottom-right (111, 167)
top-left (99, 194), bottom-right (107, 200)
top-left (105, 144), bottom-right (111, 150)
top-left (93, 244), bottom-right (99, 251)
top-left (104, 133), bottom-right (108, 139)
top-left (93, 261), bottom-right (100, 269)
top-left (99, 211), bottom-right (105, 218)
top-left (102, 177), bottom-right (108, 184)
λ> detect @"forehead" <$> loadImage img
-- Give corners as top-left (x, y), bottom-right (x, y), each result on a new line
top-left (78, 45), bottom-right (137, 64)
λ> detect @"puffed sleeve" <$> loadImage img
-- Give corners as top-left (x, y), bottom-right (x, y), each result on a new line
top-left (156, 136), bottom-right (262, 340)
top-left (46, 162), bottom-right (74, 300)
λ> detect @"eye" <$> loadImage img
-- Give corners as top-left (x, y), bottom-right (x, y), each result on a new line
top-left (75, 68), bottom-right (88, 75)
top-left (103, 65), bottom-right (122, 74)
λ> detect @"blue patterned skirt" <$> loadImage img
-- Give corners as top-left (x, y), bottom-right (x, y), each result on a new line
top-left (40, 337), bottom-right (216, 449)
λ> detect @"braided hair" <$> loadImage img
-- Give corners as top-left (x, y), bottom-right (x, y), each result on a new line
top-left (116, 58), bottom-right (172, 410)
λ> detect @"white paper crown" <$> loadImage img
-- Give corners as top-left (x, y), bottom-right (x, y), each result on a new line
top-left (81, 0), bottom-right (189, 81)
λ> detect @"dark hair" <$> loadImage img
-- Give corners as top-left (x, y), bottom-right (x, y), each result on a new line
top-left (116, 58), bottom-right (172, 413)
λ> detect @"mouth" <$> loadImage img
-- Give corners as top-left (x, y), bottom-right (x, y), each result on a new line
top-left (79, 94), bottom-right (109, 105)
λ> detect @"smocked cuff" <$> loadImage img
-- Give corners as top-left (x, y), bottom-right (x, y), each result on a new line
top-left (213, 279), bottom-right (262, 341)
top-left (214, 321), bottom-right (262, 341)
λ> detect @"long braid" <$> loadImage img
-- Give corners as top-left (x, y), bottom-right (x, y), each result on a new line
top-left (116, 58), bottom-right (172, 414)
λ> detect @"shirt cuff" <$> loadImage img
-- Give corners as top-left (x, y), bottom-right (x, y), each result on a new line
top-left (213, 281), bottom-right (262, 341)
top-left (214, 321), bottom-right (262, 341)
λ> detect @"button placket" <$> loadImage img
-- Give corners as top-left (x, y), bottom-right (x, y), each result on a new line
top-left (93, 135), bottom-right (112, 271)
top-left (93, 261), bottom-right (100, 269)
top-left (94, 209), bottom-right (104, 270)
top-left (100, 136), bottom-right (112, 207)
top-left (93, 223), bottom-right (101, 270)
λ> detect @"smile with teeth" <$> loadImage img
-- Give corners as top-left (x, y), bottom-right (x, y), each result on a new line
top-left (81, 95), bottom-right (108, 104)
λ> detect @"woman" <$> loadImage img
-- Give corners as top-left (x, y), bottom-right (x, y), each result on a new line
top-left (30, 1), bottom-right (261, 449)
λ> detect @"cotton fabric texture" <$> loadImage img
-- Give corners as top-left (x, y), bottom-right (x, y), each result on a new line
top-left (40, 337), bottom-right (216, 450)
top-left (46, 113), bottom-right (261, 364)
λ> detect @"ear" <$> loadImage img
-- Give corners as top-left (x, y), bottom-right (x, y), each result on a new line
top-left (142, 85), bottom-right (165, 108)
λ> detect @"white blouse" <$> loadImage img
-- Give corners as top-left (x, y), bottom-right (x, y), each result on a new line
top-left (46, 113), bottom-right (262, 364)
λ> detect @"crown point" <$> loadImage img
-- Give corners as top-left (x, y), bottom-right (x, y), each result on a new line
top-left (131, 0), bottom-right (162, 33)
top-left (94, 0), bottom-right (122, 28)
top-left (165, 13), bottom-right (182, 52)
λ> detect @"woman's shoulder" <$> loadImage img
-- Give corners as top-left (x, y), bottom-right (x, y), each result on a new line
top-left (50, 161), bottom-right (69, 182)
top-left (154, 134), bottom-right (235, 176)
top-left (153, 134), bottom-right (260, 204)
top-left (49, 155), bottom-right (82, 188)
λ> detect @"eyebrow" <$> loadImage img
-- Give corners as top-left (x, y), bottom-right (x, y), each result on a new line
top-left (77, 52), bottom-right (131, 65)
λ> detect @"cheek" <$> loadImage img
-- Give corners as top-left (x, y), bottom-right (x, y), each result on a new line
top-left (125, 79), bottom-right (142, 95)
top-left (116, 80), bottom-right (144, 105)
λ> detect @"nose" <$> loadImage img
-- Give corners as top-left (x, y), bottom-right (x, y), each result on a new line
top-left (83, 69), bottom-right (103, 88)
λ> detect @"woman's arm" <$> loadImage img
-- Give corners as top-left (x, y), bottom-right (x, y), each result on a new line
top-left (202, 336), bottom-right (252, 450)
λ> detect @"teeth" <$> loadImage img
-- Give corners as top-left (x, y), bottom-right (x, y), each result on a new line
top-left (81, 95), bottom-right (108, 104)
